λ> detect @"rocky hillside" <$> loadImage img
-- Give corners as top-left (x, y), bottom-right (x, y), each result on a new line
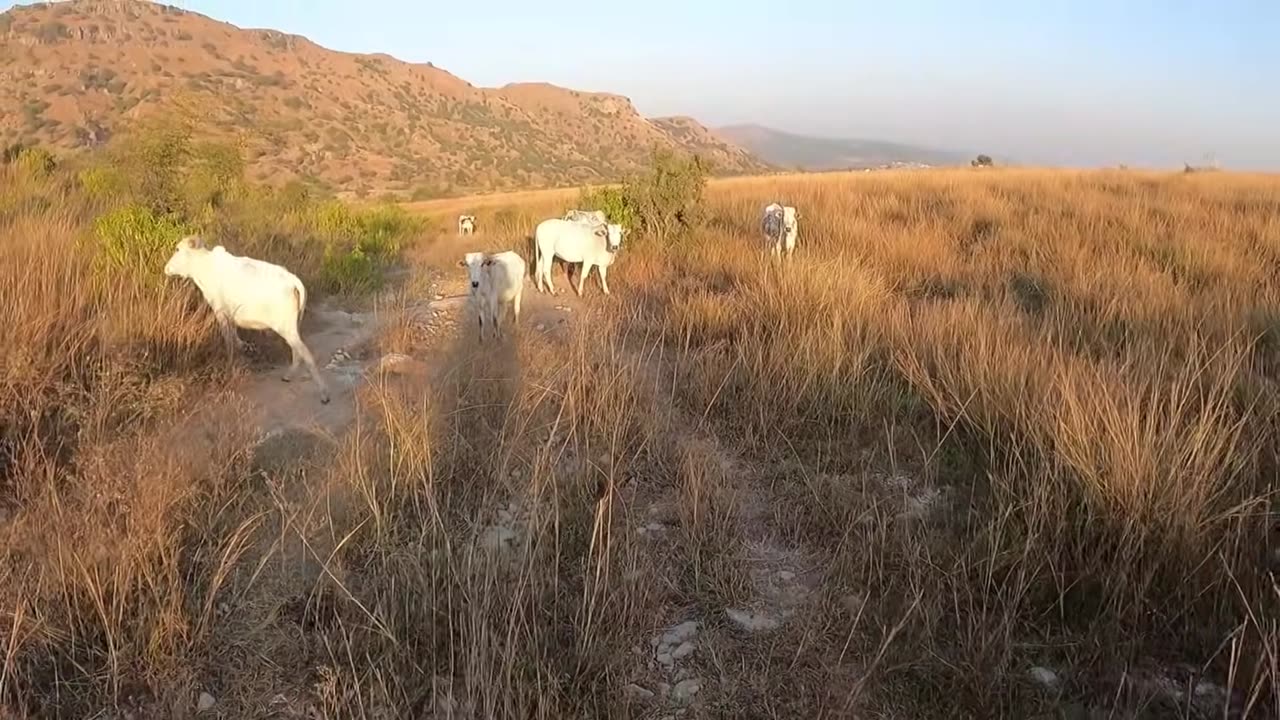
top-left (0, 0), bottom-right (765, 196)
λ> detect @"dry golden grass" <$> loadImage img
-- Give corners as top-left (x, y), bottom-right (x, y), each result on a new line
top-left (2, 165), bottom-right (1278, 719)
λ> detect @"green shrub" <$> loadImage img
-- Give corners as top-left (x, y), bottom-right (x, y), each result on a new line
top-left (355, 204), bottom-right (417, 256)
top-left (304, 201), bottom-right (420, 293)
top-left (624, 148), bottom-right (708, 240)
top-left (320, 246), bottom-right (379, 294)
top-left (110, 115), bottom-right (193, 215)
top-left (13, 147), bottom-right (56, 178)
top-left (575, 185), bottom-right (635, 229)
top-left (575, 149), bottom-right (709, 241)
top-left (94, 204), bottom-right (192, 280)
top-left (78, 165), bottom-right (126, 201)
top-left (308, 200), bottom-right (362, 245)
top-left (184, 140), bottom-right (246, 215)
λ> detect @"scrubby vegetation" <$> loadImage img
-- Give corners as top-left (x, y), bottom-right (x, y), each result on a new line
top-left (576, 148), bottom-right (708, 240)
top-left (1, 150), bottom-right (1278, 719)
top-left (352, 168), bottom-right (1280, 719)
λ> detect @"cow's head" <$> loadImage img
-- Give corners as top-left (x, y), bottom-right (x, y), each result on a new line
top-left (604, 223), bottom-right (624, 251)
top-left (163, 235), bottom-right (206, 278)
top-left (458, 251), bottom-right (487, 291)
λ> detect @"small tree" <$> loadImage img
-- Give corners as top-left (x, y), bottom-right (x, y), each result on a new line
top-left (972, 154), bottom-right (994, 167)
top-left (626, 147), bottom-right (709, 240)
top-left (577, 148), bottom-right (709, 242)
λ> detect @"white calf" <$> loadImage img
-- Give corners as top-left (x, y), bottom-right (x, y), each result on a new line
top-left (459, 250), bottom-right (526, 341)
top-left (163, 236), bottom-right (330, 403)
top-left (534, 218), bottom-right (623, 296)
top-left (458, 215), bottom-right (476, 236)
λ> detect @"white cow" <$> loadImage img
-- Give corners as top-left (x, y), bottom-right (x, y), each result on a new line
top-left (782, 205), bottom-right (800, 256)
top-left (563, 209), bottom-right (607, 226)
top-left (761, 203), bottom-right (800, 258)
top-left (163, 236), bottom-right (330, 403)
top-left (534, 218), bottom-right (623, 296)
top-left (458, 215), bottom-right (476, 236)
top-left (459, 250), bottom-right (526, 341)
top-left (762, 203), bottom-right (785, 255)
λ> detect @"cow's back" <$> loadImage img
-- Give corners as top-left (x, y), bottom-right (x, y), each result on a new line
top-left (207, 249), bottom-right (300, 320)
top-left (488, 251), bottom-right (526, 295)
top-left (538, 218), bottom-right (601, 263)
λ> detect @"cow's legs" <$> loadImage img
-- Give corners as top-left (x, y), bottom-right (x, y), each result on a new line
top-left (279, 324), bottom-right (330, 404)
top-left (216, 314), bottom-right (238, 361)
top-left (597, 264), bottom-right (610, 295)
top-left (542, 257), bottom-right (558, 296)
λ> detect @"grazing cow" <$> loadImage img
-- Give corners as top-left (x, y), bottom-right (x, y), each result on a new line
top-left (534, 218), bottom-right (624, 296)
top-left (563, 209), bottom-right (607, 226)
top-left (762, 203), bottom-right (800, 259)
top-left (458, 215), bottom-right (476, 236)
top-left (163, 236), bottom-right (330, 403)
top-left (762, 203), bottom-right (785, 256)
top-left (459, 250), bottom-right (526, 341)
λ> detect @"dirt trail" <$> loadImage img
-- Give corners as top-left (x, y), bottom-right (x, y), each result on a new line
top-left (234, 298), bottom-right (381, 436)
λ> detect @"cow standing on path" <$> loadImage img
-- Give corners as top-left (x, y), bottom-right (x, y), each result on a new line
top-left (534, 218), bottom-right (624, 296)
top-left (459, 250), bottom-right (525, 342)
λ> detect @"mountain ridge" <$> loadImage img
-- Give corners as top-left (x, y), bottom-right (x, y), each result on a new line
top-left (718, 123), bottom-right (970, 170)
top-left (0, 0), bottom-right (766, 196)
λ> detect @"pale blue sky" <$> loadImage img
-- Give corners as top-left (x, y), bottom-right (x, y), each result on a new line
top-left (8, 1), bottom-right (1279, 168)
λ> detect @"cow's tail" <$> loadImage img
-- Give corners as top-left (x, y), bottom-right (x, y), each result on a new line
top-left (530, 229), bottom-right (541, 277)
top-left (293, 278), bottom-right (308, 321)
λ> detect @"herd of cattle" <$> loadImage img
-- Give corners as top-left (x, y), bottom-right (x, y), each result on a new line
top-left (159, 202), bottom-right (801, 402)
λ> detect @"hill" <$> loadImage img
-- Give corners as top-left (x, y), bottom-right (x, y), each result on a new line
top-left (0, 0), bottom-right (766, 196)
top-left (717, 123), bottom-right (969, 170)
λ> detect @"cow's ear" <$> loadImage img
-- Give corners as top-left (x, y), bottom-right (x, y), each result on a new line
top-left (457, 259), bottom-right (467, 267)
top-left (595, 227), bottom-right (607, 237)
top-left (482, 258), bottom-right (493, 267)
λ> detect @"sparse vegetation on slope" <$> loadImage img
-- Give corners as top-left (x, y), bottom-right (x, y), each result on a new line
top-left (0, 0), bottom-right (764, 197)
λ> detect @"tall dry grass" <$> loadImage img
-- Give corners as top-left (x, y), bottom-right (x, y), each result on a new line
top-left (2, 163), bottom-right (1279, 719)
top-left (626, 168), bottom-right (1280, 714)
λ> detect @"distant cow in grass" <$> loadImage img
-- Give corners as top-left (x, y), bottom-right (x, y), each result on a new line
top-left (762, 203), bottom-right (799, 259)
top-left (458, 215), bottom-right (476, 236)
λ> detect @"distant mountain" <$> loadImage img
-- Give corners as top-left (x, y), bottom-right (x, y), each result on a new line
top-left (717, 124), bottom-right (969, 171)
top-left (0, 0), bottom-right (765, 196)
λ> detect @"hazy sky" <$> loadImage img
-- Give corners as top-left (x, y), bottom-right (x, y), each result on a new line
top-left (9, 1), bottom-right (1279, 169)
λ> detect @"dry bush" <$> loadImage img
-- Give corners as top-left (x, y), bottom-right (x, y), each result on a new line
top-left (0, 145), bottom-right (412, 716)
top-left (624, 168), bottom-right (1280, 715)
